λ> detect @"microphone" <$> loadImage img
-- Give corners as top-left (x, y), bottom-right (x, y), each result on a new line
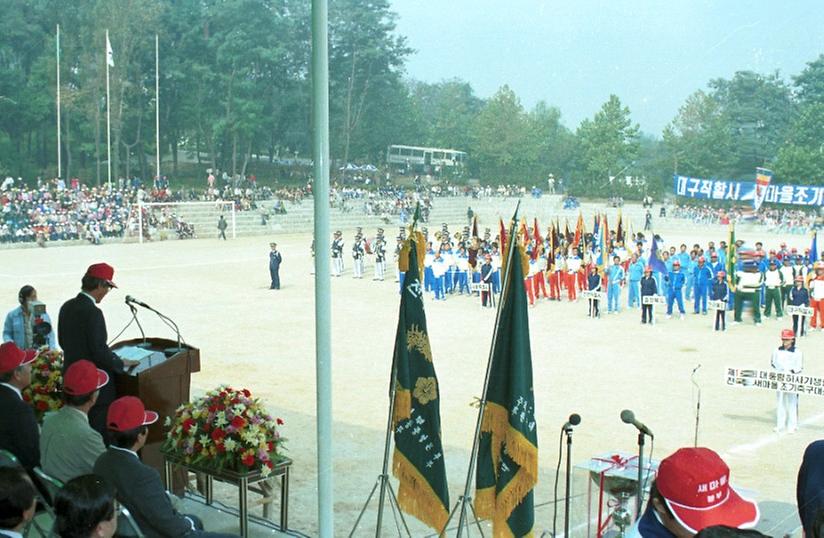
top-left (620, 409), bottom-right (654, 438)
top-left (562, 413), bottom-right (581, 432)
top-left (692, 364), bottom-right (702, 374)
top-left (125, 295), bottom-right (152, 309)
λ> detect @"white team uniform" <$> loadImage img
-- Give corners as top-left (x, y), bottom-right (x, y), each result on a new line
top-left (771, 345), bottom-right (803, 432)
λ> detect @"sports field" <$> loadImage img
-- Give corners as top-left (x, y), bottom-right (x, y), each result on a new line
top-left (1, 222), bottom-right (816, 537)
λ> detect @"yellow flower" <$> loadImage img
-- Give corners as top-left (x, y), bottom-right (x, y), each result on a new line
top-left (412, 377), bottom-right (438, 405)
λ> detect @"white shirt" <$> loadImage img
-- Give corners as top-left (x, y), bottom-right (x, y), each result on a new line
top-left (771, 346), bottom-right (802, 374)
top-left (764, 269), bottom-right (782, 288)
top-left (110, 445), bottom-right (139, 459)
top-left (810, 277), bottom-right (824, 301)
top-left (779, 266), bottom-right (795, 284)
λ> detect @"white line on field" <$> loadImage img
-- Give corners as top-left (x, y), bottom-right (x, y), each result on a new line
top-left (722, 409), bottom-right (824, 459)
top-left (0, 257), bottom-right (261, 279)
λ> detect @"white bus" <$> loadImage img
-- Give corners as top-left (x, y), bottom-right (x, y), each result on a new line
top-left (386, 145), bottom-right (467, 172)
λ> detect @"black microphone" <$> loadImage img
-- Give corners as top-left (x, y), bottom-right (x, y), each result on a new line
top-left (125, 295), bottom-right (152, 309)
top-left (562, 413), bottom-right (581, 431)
top-left (620, 409), bottom-right (654, 438)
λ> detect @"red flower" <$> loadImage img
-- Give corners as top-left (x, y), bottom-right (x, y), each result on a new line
top-left (241, 453), bottom-right (255, 467)
top-left (208, 405), bottom-right (218, 413)
top-left (276, 418), bottom-right (284, 426)
top-left (231, 416), bottom-right (246, 430)
top-left (202, 423), bottom-right (211, 433)
top-left (266, 441), bottom-right (274, 452)
top-left (242, 389), bottom-right (251, 397)
top-left (36, 400), bottom-right (49, 411)
top-left (182, 418), bottom-right (195, 433)
top-left (265, 461), bottom-right (274, 469)
top-left (216, 443), bottom-right (226, 454)
top-left (231, 397), bottom-right (240, 405)
top-left (211, 428), bottom-right (226, 442)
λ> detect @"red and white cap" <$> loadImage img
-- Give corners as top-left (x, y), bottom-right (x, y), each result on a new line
top-left (63, 360), bottom-right (109, 396)
top-left (781, 329), bottom-right (795, 340)
top-left (0, 342), bottom-right (36, 374)
top-left (106, 396), bottom-right (158, 432)
top-left (657, 447), bottom-right (759, 534)
top-left (85, 262), bottom-right (117, 288)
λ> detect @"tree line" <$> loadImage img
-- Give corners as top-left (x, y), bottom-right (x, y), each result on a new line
top-left (2, 0), bottom-right (824, 197)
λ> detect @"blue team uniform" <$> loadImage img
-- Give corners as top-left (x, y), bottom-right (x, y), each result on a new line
top-left (693, 263), bottom-right (713, 313)
top-left (607, 264), bottom-right (625, 313)
top-left (665, 269), bottom-right (686, 315)
top-left (627, 260), bottom-right (644, 308)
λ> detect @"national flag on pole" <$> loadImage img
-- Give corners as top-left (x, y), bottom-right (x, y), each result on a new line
top-left (753, 167), bottom-right (773, 211)
top-left (649, 235), bottom-right (667, 274)
top-left (810, 231), bottom-right (818, 264)
top-left (106, 32), bottom-right (115, 67)
top-left (475, 218), bottom-right (537, 537)
top-left (391, 214), bottom-right (449, 532)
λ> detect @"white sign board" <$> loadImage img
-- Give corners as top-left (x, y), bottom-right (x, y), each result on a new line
top-left (726, 367), bottom-right (824, 396)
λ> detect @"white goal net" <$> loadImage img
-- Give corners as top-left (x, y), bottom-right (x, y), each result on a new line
top-left (127, 200), bottom-right (236, 243)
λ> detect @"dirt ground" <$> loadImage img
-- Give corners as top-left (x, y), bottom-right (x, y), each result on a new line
top-left (1, 224), bottom-right (818, 537)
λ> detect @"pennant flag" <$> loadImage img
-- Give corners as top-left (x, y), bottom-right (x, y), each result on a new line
top-left (616, 210), bottom-right (624, 246)
top-left (598, 215), bottom-right (608, 270)
top-left (520, 219), bottom-right (530, 247)
top-left (475, 220), bottom-right (537, 537)
top-left (547, 223), bottom-right (556, 270)
top-left (726, 223), bottom-right (737, 290)
top-left (754, 167), bottom-right (773, 211)
top-left (649, 235), bottom-right (668, 274)
top-left (811, 231), bottom-right (818, 264)
top-left (603, 213), bottom-right (610, 252)
top-left (573, 212), bottom-right (584, 248)
top-left (392, 224), bottom-right (449, 532)
top-left (106, 32), bottom-right (115, 67)
top-left (564, 218), bottom-right (572, 244)
top-left (472, 215), bottom-right (479, 239)
top-left (531, 218), bottom-right (542, 260)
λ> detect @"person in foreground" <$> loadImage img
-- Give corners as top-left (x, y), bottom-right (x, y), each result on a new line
top-left (54, 474), bottom-right (117, 538)
top-left (93, 396), bottom-right (237, 538)
top-left (0, 342), bottom-right (39, 471)
top-left (627, 447), bottom-right (759, 538)
top-left (0, 466), bottom-right (37, 538)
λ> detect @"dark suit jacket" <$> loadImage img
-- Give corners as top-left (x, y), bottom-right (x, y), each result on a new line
top-left (58, 293), bottom-right (125, 434)
top-left (94, 447), bottom-right (193, 538)
top-left (0, 384), bottom-right (40, 470)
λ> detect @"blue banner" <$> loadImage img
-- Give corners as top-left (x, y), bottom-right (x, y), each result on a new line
top-left (673, 175), bottom-right (824, 207)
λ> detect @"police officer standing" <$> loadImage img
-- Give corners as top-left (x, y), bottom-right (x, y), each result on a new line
top-left (269, 243), bottom-right (282, 290)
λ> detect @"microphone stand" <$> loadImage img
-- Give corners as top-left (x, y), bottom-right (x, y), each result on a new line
top-left (636, 431), bottom-right (645, 518)
top-left (128, 303), bottom-right (150, 349)
top-left (129, 300), bottom-right (184, 354)
top-left (692, 368), bottom-right (701, 447)
top-left (564, 425), bottom-right (574, 538)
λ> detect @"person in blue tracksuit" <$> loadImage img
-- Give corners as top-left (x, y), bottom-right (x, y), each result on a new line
top-left (693, 256), bottom-right (713, 314)
top-left (423, 244), bottom-right (435, 292)
top-left (627, 254), bottom-right (644, 308)
top-left (709, 252), bottom-right (723, 275)
top-left (607, 256), bottom-right (625, 313)
top-left (685, 251), bottom-right (697, 301)
top-left (711, 270), bottom-right (729, 331)
top-left (665, 259), bottom-right (686, 318)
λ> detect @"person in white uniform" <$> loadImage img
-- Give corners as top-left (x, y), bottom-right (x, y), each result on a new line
top-left (771, 328), bottom-right (802, 433)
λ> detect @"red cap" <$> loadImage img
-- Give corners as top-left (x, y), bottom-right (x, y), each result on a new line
top-left (781, 329), bottom-right (795, 340)
top-left (0, 343), bottom-right (36, 374)
top-left (673, 260), bottom-right (681, 266)
top-left (63, 360), bottom-right (109, 396)
top-left (657, 447), bottom-right (759, 533)
top-left (85, 263), bottom-right (117, 288)
top-left (106, 396), bottom-right (158, 432)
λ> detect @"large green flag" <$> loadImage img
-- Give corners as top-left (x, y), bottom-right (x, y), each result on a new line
top-left (475, 236), bottom-right (538, 537)
top-left (727, 223), bottom-right (737, 290)
top-left (391, 231), bottom-right (450, 531)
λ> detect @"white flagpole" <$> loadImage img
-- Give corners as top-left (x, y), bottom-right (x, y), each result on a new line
top-left (105, 29), bottom-right (112, 189)
top-left (56, 24), bottom-right (62, 180)
top-left (155, 34), bottom-right (160, 183)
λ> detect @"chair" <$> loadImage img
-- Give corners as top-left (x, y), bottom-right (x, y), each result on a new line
top-left (116, 503), bottom-right (145, 538)
top-left (32, 467), bottom-right (64, 507)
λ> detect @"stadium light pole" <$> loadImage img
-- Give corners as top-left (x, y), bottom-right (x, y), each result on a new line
top-left (312, 0), bottom-right (334, 536)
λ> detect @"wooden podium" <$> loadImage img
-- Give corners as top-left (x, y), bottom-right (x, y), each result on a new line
top-left (112, 337), bottom-right (200, 486)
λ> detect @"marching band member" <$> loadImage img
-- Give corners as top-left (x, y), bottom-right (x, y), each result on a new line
top-left (331, 231), bottom-right (344, 277)
top-left (352, 230), bottom-right (366, 279)
top-left (771, 328), bottom-right (802, 433)
top-left (431, 250), bottom-right (447, 301)
top-left (533, 254), bottom-right (548, 300)
top-left (455, 246), bottom-right (471, 294)
top-left (423, 242), bottom-right (435, 291)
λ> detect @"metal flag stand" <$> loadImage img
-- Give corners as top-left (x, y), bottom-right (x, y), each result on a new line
top-left (442, 203), bottom-right (521, 538)
top-left (350, 215), bottom-right (429, 538)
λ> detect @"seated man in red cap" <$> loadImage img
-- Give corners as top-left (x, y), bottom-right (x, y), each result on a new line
top-left (94, 397), bottom-right (235, 538)
top-left (0, 342), bottom-right (39, 471)
top-left (627, 447), bottom-right (759, 538)
top-left (58, 263), bottom-right (139, 436)
top-left (40, 359), bottom-right (109, 483)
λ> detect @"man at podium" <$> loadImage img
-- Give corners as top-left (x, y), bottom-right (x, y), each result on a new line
top-left (58, 263), bottom-right (139, 436)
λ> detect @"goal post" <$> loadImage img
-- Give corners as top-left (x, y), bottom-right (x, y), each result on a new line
top-left (129, 200), bottom-right (236, 243)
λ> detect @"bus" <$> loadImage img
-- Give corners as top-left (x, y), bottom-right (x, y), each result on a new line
top-left (386, 145), bottom-right (467, 173)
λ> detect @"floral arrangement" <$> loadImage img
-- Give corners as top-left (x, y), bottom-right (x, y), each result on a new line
top-left (22, 348), bottom-right (64, 421)
top-left (162, 386), bottom-right (286, 476)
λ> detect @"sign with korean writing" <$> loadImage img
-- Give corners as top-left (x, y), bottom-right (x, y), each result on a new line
top-left (642, 295), bottom-right (667, 305)
top-left (786, 305), bottom-right (814, 317)
top-left (708, 300), bottom-right (727, 311)
top-left (726, 367), bottom-right (824, 396)
top-left (674, 175), bottom-right (824, 207)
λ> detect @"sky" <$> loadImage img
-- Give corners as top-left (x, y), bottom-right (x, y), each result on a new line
top-left (390, 0), bottom-right (824, 136)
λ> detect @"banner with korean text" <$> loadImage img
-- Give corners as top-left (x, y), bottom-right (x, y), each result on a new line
top-left (673, 175), bottom-right (824, 208)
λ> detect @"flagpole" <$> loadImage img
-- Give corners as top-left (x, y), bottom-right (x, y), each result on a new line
top-left (56, 24), bottom-right (62, 180)
top-left (453, 201), bottom-right (521, 537)
top-left (105, 29), bottom-right (112, 189)
top-left (155, 34), bottom-right (161, 183)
